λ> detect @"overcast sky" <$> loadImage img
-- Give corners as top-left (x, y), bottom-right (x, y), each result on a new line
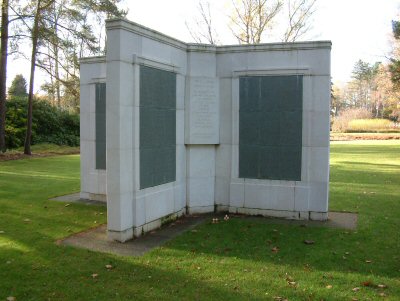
top-left (7, 0), bottom-right (400, 91)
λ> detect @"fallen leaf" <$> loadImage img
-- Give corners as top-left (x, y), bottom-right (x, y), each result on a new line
top-left (326, 285), bottom-right (333, 289)
top-left (105, 264), bottom-right (113, 269)
top-left (352, 287), bottom-right (360, 292)
top-left (378, 284), bottom-right (388, 289)
top-left (365, 260), bottom-right (373, 263)
top-left (303, 240), bottom-right (315, 245)
top-left (352, 298), bottom-right (359, 301)
top-left (91, 273), bottom-right (98, 278)
top-left (273, 297), bottom-right (288, 301)
top-left (288, 281), bottom-right (296, 286)
top-left (23, 218), bottom-right (31, 223)
top-left (6, 297), bottom-right (16, 301)
top-left (362, 281), bottom-right (373, 287)
top-left (64, 203), bottom-right (70, 207)
top-left (271, 246), bottom-right (280, 253)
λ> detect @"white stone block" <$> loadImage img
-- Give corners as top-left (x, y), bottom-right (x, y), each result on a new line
top-left (294, 185), bottom-right (309, 211)
top-left (142, 37), bottom-right (172, 64)
top-left (187, 205), bottom-right (214, 214)
top-left (80, 84), bottom-right (90, 114)
top-left (188, 52), bottom-right (216, 77)
top-left (133, 195), bottom-right (146, 227)
top-left (145, 186), bottom-right (175, 223)
top-left (244, 183), bottom-right (295, 211)
top-left (215, 176), bottom-right (230, 206)
top-left (303, 110), bottom-right (330, 147)
top-left (308, 182), bottom-right (329, 212)
top-left (310, 211), bottom-right (328, 221)
top-left (176, 74), bottom-right (185, 110)
top-left (230, 182), bottom-right (244, 208)
top-left (298, 49), bottom-right (330, 76)
top-left (176, 144), bottom-right (186, 182)
top-left (108, 227), bottom-right (133, 242)
top-left (174, 183), bottom-right (186, 212)
top-left (187, 177), bottom-right (215, 208)
top-left (219, 78), bottom-right (233, 144)
top-left (176, 109), bottom-right (185, 145)
top-left (187, 146), bottom-right (215, 178)
top-left (309, 147), bottom-right (329, 182)
top-left (215, 144), bottom-right (231, 178)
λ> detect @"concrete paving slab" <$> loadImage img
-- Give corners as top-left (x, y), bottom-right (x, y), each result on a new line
top-left (57, 211), bottom-right (357, 257)
top-left (58, 215), bottom-right (208, 256)
top-left (50, 193), bottom-right (106, 206)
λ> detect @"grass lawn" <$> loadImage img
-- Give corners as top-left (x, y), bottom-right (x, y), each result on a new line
top-left (0, 141), bottom-right (399, 300)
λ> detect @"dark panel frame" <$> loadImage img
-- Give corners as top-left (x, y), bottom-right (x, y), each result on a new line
top-left (239, 75), bottom-right (303, 181)
top-left (140, 65), bottom-right (176, 189)
top-left (95, 83), bottom-right (106, 170)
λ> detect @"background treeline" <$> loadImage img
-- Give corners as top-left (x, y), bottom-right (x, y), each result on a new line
top-left (331, 20), bottom-right (400, 133)
top-left (6, 74), bottom-right (79, 148)
top-left (0, 0), bottom-right (126, 153)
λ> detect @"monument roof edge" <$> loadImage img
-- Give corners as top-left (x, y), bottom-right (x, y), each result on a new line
top-left (80, 56), bottom-right (106, 64)
top-left (216, 41), bottom-right (332, 53)
top-left (106, 18), bottom-right (187, 50)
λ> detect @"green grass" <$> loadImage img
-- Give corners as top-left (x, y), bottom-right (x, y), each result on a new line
top-left (0, 142), bottom-right (399, 300)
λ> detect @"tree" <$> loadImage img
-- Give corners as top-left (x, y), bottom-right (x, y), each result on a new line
top-left (350, 59), bottom-right (379, 111)
top-left (229, 0), bottom-right (283, 44)
top-left (186, 1), bottom-right (219, 44)
top-left (8, 74), bottom-right (27, 96)
top-left (282, 0), bottom-right (317, 42)
top-left (389, 20), bottom-right (400, 89)
top-left (24, 0), bottom-right (48, 155)
top-left (0, 0), bottom-right (9, 152)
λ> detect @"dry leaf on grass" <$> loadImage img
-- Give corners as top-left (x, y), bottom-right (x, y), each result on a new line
top-left (91, 273), bottom-right (98, 278)
top-left (378, 284), bottom-right (388, 289)
top-left (303, 240), bottom-right (315, 245)
top-left (326, 285), bottom-right (333, 289)
top-left (271, 246), bottom-right (280, 253)
top-left (105, 264), bottom-right (113, 269)
top-left (362, 281), bottom-right (373, 287)
top-left (365, 260), bottom-right (373, 263)
top-left (352, 287), bottom-right (360, 292)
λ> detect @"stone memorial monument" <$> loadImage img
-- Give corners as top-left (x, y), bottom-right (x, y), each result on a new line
top-left (80, 18), bottom-right (331, 242)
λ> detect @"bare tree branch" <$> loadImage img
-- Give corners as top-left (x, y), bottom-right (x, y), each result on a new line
top-left (283, 0), bottom-right (317, 42)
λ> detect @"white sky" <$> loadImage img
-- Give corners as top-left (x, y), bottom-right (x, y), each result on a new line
top-left (7, 0), bottom-right (400, 91)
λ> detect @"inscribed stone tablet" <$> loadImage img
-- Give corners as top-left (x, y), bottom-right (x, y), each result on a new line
top-left (186, 77), bottom-right (219, 144)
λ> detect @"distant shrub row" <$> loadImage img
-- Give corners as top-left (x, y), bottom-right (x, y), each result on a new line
top-left (332, 108), bottom-right (400, 133)
top-left (5, 96), bottom-right (80, 149)
top-left (347, 119), bottom-right (400, 133)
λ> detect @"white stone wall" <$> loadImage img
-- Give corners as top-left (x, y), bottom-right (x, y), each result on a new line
top-left (80, 57), bottom-right (107, 202)
top-left (80, 19), bottom-right (331, 242)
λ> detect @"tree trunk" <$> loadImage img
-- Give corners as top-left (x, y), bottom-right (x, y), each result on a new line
top-left (53, 11), bottom-right (61, 107)
top-left (24, 0), bottom-right (42, 155)
top-left (0, 0), bottom-right (9, 152)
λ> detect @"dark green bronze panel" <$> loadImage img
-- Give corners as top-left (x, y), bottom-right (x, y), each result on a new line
top-left (140, 66), bottom-right (176, 189)
top-left (95, 83), bottom-right (106, 170)
top-left (239, 75), bottom-right (303, 181)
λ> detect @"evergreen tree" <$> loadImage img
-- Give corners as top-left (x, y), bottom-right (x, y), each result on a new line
top-left (8, 74), bottom-right (27, 96)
